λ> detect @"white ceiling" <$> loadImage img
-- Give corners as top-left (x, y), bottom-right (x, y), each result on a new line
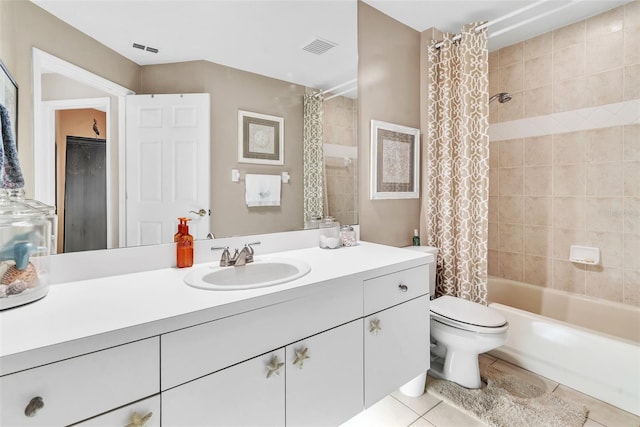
top-left (31, 0), bottom-right (631, 94)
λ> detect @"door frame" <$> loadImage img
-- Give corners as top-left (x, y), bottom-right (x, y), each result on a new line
top-left (32, 47), bottom-right (135, 248)
top-left (42, 98), bottom-right (111, 249)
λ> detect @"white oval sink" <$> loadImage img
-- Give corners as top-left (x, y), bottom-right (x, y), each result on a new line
top-left (184, 257), bottom-right (311, 291)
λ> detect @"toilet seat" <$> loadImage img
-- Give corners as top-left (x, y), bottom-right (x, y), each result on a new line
top-left (430, 295), bottom-right (508, 334)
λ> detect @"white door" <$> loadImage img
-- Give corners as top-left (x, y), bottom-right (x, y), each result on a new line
top-left (125, 94), bottom-right (210, 246)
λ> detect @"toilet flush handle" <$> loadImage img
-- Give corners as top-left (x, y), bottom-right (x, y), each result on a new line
top-left (398, 283), bottom-right (408, 292)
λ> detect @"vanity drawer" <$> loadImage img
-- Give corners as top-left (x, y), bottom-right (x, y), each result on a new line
top-left (364, 265), bottom-right (429, 315)
top-left (161, 276), bottom-right (363, 390)
top-left (0, 337), bottom-right (159, 427)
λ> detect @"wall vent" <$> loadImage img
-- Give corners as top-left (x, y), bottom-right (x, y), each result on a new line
top-left (132, 43), bottom-right (146, 50)
top-left (302, 38), bottom-right (337, 55)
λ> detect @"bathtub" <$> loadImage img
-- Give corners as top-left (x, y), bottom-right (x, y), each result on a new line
top-left (487, 277), bottom-right (640, 416)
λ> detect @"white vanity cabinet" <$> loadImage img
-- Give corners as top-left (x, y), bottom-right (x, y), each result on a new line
top-left (0, 243), bottom-right (433, 427)
top-left (363, 267), bottom-right (431, 407)
top-left (0, 337), bottom-right (159, 427)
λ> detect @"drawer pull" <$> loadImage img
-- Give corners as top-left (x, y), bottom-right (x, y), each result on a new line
top-left (369, 319), bottom-right (382, 335)
top-left (126, 411), bottom-right (153, 427)
top-left (24, 396), bottom-right (44, 417)
top-left (293, 347), bottom-right (310, 369)
top-left (266, 354), bottom-right (284, 379)
top-left (398, 283), bottom-right (408, 292)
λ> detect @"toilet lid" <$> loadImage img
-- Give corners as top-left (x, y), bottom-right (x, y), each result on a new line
top-left (430, 295), bottom-right (507, 328)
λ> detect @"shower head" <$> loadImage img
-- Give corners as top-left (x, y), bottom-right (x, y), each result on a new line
top-left (489, 92), bottom-right (512, 104)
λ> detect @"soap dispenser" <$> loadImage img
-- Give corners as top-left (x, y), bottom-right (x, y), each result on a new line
top-left (176, 217), bottom-right (194, 268)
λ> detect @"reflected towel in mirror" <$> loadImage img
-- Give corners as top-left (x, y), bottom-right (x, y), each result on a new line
top-left (0, 103), bottom-right (24, 189)
top-left (245, 174), bottom-right (281, 207)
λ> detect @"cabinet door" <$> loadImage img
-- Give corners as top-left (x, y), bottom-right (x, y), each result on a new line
top-left (364, 295), bottom-right (430, 408)
top-left (74, 395), bottom-right (159, 427)
top-left (162, 349), bottom-right (285, 427)
top-left (286, 320), bottom-right (363, 427)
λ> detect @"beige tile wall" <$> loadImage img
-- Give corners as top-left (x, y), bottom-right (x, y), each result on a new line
top-left (323, 96), bottom-right (358, 226)
top-left (488, 2), bottom-right (640, 307)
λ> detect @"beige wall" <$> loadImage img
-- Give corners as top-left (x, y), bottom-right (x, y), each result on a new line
top-left (357, 1), bottom-right (421, 247)
top-left (488, 2), bottom-right (640, 307)
top-left (55, 109), bottom-right (107, 253)
top-left (0, 0), bottom-right (140, 197)
top-left (141, 61), bottom-right (305, 237)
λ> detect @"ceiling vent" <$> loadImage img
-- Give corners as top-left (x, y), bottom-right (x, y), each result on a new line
top-left (302, 38), bottom-right (337, 55)
top-left (132, 42), bottom-right (159, 54)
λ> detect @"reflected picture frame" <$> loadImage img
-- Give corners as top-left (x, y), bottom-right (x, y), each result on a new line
top-left (0, 59), bottom-right (18, 148)
top-left (370, 120), bottom-right (420, 200)
top-left (238, 110), bottom-right (284, 165)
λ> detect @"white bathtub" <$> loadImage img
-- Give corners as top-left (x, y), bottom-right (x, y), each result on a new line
top-left (487, 277), bottom-right (640, 416)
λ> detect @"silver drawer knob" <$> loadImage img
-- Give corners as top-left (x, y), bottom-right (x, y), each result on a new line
top-left (398, 283), bottom-right (408, 292)
top-left (24, 396), bottom-right (44, 417)
top-left (266, 354), bottom-right (284, 378)
top-left (126, 412), bottom-right (153, 427)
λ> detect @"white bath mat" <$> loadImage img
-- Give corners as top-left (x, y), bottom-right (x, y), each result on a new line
top-left (427, 366), bottom-right (589, 427)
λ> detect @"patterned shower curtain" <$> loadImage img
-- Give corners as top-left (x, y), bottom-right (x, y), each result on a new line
top-left (422, 23), bottom-right (490, 304)
top-left (303, 93), bottom-right (324, 222)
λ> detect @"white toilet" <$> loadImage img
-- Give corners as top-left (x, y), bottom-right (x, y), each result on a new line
top-left (408, 246), bottom-right (508, 389)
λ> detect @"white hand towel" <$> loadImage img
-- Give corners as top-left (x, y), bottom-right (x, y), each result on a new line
top-left (245, 174), bottom-right (281, 207)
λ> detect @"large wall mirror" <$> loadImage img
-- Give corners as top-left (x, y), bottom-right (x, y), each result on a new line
top-left (0, 0), bottom-right (358, 254)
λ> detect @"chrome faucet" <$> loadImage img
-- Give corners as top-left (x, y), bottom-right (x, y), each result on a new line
top-left (211, 241), bottom-right (260, 267)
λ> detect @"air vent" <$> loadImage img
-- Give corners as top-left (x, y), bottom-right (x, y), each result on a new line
top-left (302, 38), bottom-right (337, 55)
top-left (132, 42), bottom-right (159, 54)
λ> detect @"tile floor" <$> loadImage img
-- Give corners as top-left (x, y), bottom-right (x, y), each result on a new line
top-left (341, 354), bottom-right (640, 427)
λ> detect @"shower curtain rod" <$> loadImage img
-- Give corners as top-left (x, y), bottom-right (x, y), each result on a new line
top-left (324, 85), bottom-right (357, 101)
top-left (433, 0), bottom-right (583, 48)
top-left (314, 78), bottom-right (357, 98)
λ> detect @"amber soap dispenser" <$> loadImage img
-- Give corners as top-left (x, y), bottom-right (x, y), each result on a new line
top-left (176, 217), bottom-right (194, 268)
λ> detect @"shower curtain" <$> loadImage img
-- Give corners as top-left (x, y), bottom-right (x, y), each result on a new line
top-left (422, 23), bottom-right (490, 304)
top-left (303, 93), bottom-right (324, 222)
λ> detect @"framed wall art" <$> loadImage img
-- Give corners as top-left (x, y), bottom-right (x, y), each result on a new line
top-left (238, 110), bottom-right (284, 165)
top-left (0, 59), bottom-right (18, 148)
top-left (370, 120), bottom-right (420, 200)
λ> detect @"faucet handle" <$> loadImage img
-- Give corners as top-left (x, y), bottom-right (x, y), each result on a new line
top-left (211, 246), bottom-right (233, 267)
top-left (244, 241), bottom-right (260, 263)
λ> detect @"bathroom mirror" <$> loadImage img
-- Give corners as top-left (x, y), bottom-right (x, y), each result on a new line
top-left (1, 0), bottom-right (358, 253)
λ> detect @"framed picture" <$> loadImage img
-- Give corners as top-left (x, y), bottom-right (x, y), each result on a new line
top-left (0, 59), bottom-right (18, 148)
top-left (370, 120), bottom-right (420, 200)
top-left (238, 110), bottom-right (284, 165)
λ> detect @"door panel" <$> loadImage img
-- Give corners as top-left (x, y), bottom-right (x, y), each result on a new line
top-left (125, 94), bottom-right (210, 246)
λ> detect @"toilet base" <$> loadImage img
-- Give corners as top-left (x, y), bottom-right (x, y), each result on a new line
top-left (428, 352), bottom-right (481, 389)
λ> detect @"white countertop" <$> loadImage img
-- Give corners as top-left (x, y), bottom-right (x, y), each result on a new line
top-left (0, 242), bottom-right (431, 375)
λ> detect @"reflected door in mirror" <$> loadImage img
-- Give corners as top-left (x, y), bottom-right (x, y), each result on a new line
top-left (125, 94), bottom-right (211, 247)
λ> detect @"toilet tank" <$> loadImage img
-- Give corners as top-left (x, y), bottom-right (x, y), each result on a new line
top-left (404, 246), bottom-right (438, 295)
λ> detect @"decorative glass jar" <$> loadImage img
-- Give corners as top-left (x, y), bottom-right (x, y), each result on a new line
top-left (0, 190), bottom-right (53, 310)
top-left (339, 225), bottom-right (357, 247)
top-left (319, 217), bottom-right (341, 249)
